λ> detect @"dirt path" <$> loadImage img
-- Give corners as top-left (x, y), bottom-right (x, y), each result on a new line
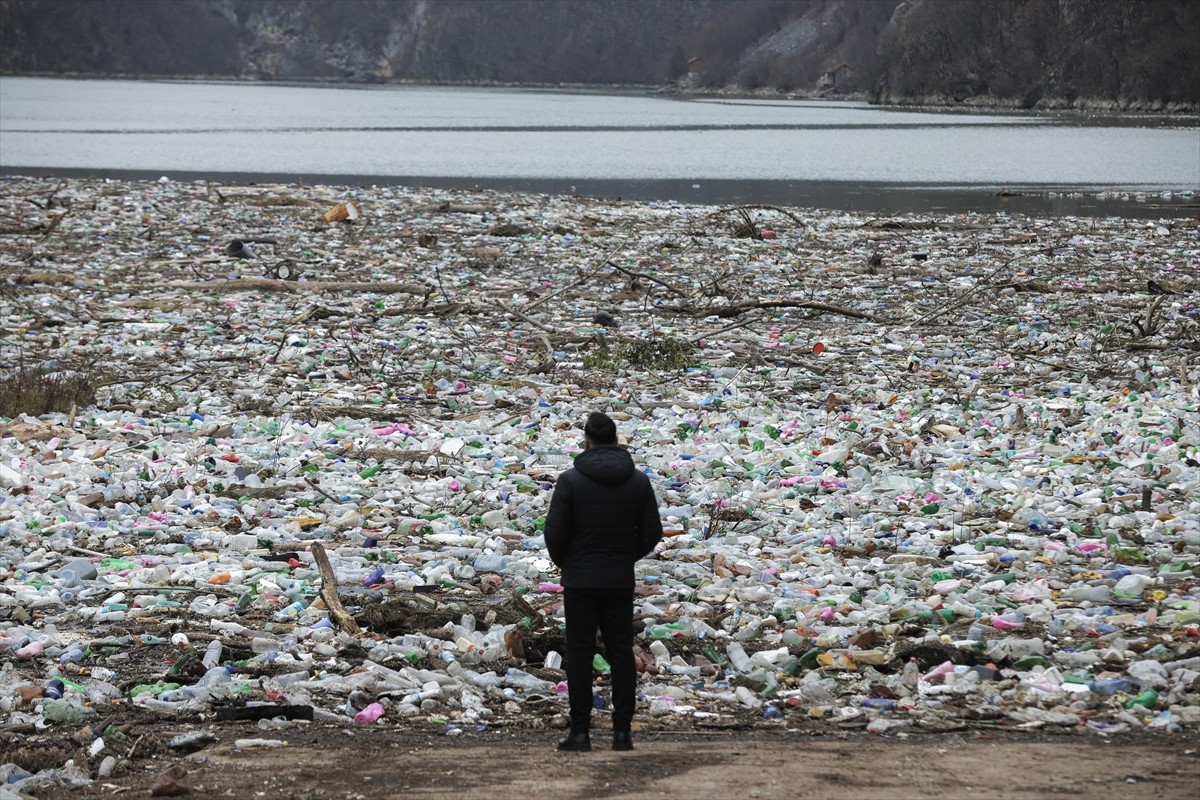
top-left (24, 727), bottom-right (1200, 800)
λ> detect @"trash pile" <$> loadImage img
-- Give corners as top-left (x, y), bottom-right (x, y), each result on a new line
top-left (1, 176), bottom-right (1197, 789)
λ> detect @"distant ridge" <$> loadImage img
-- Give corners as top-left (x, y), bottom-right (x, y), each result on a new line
top-left (1, 0), bottom-right (1196, 111)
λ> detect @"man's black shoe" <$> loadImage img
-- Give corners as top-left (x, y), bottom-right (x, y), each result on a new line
top-left (612, 731), bottom-right (633, 751)
top-left (557, 731), bottom-right (591, 752)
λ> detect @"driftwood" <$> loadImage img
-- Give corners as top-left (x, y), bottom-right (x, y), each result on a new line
top-left (416, 201), bottom-right (491, 214)
top-left (707, 204), bottom-right (807, 227)
top-left (523, 221), bottom-right (634, 312)
top-left (154, 279), bottom-right (428, 295)
top-left (608, 260), bottom-right (691, 298)
top-left (682, 299), bottom-right (875, 320)
top-left (497, 299), bottom-right (558, 334)
top-left (11, 272), bottom-right (84, 286)
top-left (311, 542), bottom-right (363, 635)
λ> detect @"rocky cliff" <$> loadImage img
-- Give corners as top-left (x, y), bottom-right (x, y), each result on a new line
top-left (1, 0), bottom-right (1196, 110)
top-left (871, 0), bottom-right (1200, 110)
top-left (0, 0), bottom-right (732, 84)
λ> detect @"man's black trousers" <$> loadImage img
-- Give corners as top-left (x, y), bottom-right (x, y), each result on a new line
top-left (563, 587), bottom-right (636, 733)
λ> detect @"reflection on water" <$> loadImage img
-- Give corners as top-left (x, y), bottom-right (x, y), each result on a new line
top-left (1, 78), bottom-right (1197, 217)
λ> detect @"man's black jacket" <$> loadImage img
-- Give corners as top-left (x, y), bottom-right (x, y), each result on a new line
top-left (544, 444), bottom-right (663, 588)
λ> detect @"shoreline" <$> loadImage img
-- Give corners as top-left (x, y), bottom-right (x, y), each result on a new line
top-left (3, 168), bottom-right (1197, 220)
top-left (3, 71), bottom-right (1198, 117)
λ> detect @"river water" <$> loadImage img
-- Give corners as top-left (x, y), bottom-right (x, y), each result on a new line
top-left (1, 77), bottom-right (1197, 216)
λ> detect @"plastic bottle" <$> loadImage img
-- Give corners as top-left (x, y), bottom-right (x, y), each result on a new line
top-left (1065, 585), bottom-right (1112, 603)
top-left (250, 636), bottom-right (282, 654)
top-left (1125, 689), bottom-right (1158, 709)
top-left (1114, 574), bottom-right (1153, 599)
top-left (195, 666), bottom-right (232, 691)
top-left (503, 668), bottom-right (555, 692)
top-left (650, 623), bottom-right (685, 638)
top-left (201, 639), bottom-right (223, 669)
top-left (257, 716), bottom-right (293, 731)
top-left (1012, 655), bottom-right (1047, 670)
top-left (56, 558), bottom-right (99, 585)
top-left (991, 616), bottom-right (1024, 631)
top-left (1087, 677), bottom-right (1136, 695)
top-left (749, 647), bottom-right (790, 669)
top-left (42, 699), bottom-right (95, 722)
top-left (986, 637), bottom-right (1044, 661)
top-left (354, 702), bottom-right (386, 723)
top-left (59, 644), bottom-right (85, 665)
top-left (922, 660), bottom-right (955, 683)
top-left (734, 686), bottom-right (761, 708)
top-left (473, 555), bottom-right (510, 573)
top-left (723, 642), bottom-right (750, 672)
top-left (15, 641), bottom-right (45, 659)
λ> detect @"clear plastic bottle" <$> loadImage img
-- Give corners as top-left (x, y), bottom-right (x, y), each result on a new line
top-left (1065, 585), bottom-right (1112, 603)
top-left (726, 642), bottom-right (752, 672)
top-left (1087, 677), bottom-right (1136, 695)
top-left (201, 639), bottom-right (223, 669)
top-left (472, 555), bottom-right (510, 573)
top-left (234, 738), bottom-right (286, 748)
top-left (987, 637), bottom-right (1045, 660)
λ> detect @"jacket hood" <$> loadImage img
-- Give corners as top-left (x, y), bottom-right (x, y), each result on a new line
top-left (573, 444), bottom-right (636, 485)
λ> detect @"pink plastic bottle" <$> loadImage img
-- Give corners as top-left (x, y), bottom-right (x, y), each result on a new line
top-left (15, 641), bottom-right (45, 659)
top-left (922, 660), bottom-right (955, 683)
top-left (354, 702), bottom-right (386, 723)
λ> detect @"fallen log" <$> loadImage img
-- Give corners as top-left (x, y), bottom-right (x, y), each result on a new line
top-left (311, 542), bottom-right (363, 635)
top-left (152, 279), bottom-right (428, 295)
top-left (681, 299), bottom-right (876, 320)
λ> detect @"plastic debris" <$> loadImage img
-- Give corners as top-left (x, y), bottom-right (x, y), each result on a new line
top-left (322, 200), bottom-right (361, 223)
top-left (0, 174), bottom-right (1197, 786)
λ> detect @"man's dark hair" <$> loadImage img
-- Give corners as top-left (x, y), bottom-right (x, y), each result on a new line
top-left (583, 411), bottom-right (618, 445)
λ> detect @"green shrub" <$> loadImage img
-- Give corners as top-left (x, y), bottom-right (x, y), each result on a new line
top-left (583, 333), bottom-right (692, 371)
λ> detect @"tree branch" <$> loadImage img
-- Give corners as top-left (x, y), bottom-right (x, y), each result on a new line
top-left (683, 299), bottom-right (875, 320)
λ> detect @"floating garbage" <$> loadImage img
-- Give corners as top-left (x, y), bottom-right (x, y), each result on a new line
top-left (322, 199), bottom-right (361, 223)
top-left (0, 174), bottom-right (1197, 786)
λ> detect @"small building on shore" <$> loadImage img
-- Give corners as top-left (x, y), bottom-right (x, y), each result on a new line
top-left (819, 63), bottom-right (852, 91)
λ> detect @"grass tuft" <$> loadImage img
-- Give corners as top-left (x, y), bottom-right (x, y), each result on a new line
top-left (0, 364), bottom-right (99, 419)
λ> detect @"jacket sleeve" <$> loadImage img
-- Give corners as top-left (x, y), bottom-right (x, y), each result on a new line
top-left (635, 480), bottom-right (664, 559)
top-left (543, 472), bottom-right (573, 567)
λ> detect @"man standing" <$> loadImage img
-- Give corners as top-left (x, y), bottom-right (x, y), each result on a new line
top-left (544, 411), bottom-right (663, 752)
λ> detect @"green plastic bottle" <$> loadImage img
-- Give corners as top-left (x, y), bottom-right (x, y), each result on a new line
top-left (796, 647), bottom-right (822, 671)
top-left (1011, 655), bottom-right (1047, 670)
top-left (1126, 689), bottom-right (1158, 709)
top-left (650, 623), bottom-right (685, 638)
top-left (701, 644), bottom-right (730, 668)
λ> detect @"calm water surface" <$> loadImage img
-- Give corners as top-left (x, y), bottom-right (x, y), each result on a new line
top-left (1, 78), bottom-right (1197, 216)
